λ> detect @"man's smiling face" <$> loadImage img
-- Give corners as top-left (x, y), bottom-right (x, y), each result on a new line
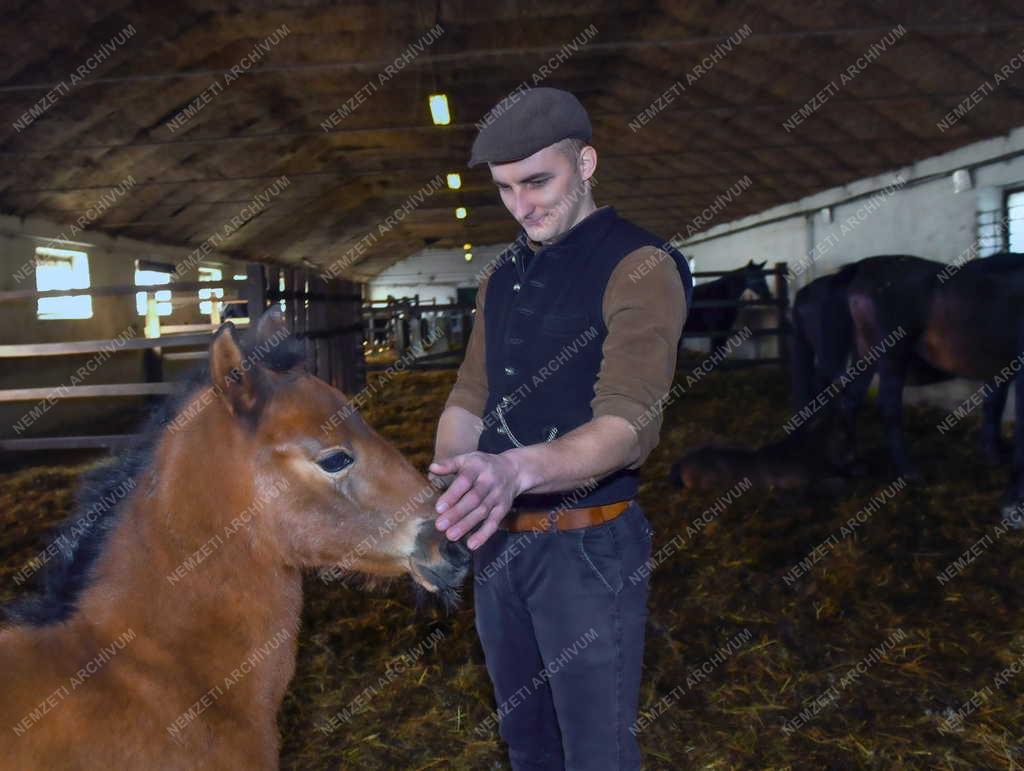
top-left (489, 140), bottom-right (596, 244)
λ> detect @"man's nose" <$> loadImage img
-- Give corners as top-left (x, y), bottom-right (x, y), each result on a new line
top-left (513, 190), bottom-right (533, 220)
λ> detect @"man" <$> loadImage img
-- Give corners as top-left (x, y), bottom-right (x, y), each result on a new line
top-left (429, 87), bottom-right (693, 770)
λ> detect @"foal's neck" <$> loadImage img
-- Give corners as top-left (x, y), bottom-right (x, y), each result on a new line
top-left (75, 392), bottom-right (303, 716)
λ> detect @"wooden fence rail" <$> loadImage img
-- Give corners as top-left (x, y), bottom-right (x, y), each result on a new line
top-left (0, 263), bottom-right (366, 453)
top-left (0, 261), bottom-right (790, 452)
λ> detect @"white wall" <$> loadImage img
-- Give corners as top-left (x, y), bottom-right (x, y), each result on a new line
top-left (681, 126), bottom-right (1024, 284)
top-left (369, 244), bottom-right (508, 304)
top-left (679, 125), bottom-right (1024, 421)
top-left (0, 212), bottom-right (255, 438)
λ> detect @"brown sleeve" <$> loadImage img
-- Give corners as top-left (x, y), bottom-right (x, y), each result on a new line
top-left (591, 247), bottom-right (688, 470)
top-left (443, 273), bottom-right (490, 417)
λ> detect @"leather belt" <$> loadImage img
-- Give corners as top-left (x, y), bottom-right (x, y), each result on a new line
top-left (499, 499), bottom-right (632, 533)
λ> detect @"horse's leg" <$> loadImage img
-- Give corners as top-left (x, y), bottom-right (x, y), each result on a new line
top-left (817, 291), bottom-right (862, 471)
top-left (876, 350), bottom-right (917, 479)
top-left (710, 310), bottom-right (728, 353)
top-left (980, 377), bottom-right (1011, 465)
top-left (1004, 332), bottom-right (1024, 527)
top-left (835, 362), bottom-right (876, 473)
top-left (789, 308), bottom-right (818, 412)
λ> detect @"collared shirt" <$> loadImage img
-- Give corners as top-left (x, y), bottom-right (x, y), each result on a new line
top-left (445, 206), bottom-right (688, 470)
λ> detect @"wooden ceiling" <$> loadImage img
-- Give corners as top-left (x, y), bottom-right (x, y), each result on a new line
top-left (1, 0), bottom-right (1023, 279)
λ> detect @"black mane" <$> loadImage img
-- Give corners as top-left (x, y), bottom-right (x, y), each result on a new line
top-left (4, 323), bottom-right (306, 627)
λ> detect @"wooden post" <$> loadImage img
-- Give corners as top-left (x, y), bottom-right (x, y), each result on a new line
top-left (298, 269), bottom-right (314, 368)
top-left (266, 265), bottom-right (280, 312)
top-left (309, 272), bottom-right (329, 380)
top-left (340, 279), bottom-right (366, 394)
top-left (280, 268), bottom-right (292, 327)
top-left (774, 262), bottom-right (790, 376)
top-left (323, 277), bottom-right (339, 388)
top-left (244, 263), bottom-right (267, 321)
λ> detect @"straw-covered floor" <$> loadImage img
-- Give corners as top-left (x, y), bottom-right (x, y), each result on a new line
top-left (1, 363), bottom-right (1022, 769)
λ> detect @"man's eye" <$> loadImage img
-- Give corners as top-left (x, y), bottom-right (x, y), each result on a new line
top-left (317, 451), bottom-right (354, 473)
top-left (529, 180), bottom-right (547, 188)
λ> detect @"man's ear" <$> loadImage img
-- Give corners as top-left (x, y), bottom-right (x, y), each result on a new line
top-left (579, 144), bottom-right (597, 181)
top-left (209, 321), bottom-right (265, 420)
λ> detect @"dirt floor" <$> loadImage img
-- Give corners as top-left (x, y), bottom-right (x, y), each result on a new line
top-left (2, 362), bottom-right (1023, 770)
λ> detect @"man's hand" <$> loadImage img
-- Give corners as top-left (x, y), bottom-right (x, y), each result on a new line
top-left (429, 451), bottom-right (523, 550)
top-left (426, 467), bottom-right (456, 490)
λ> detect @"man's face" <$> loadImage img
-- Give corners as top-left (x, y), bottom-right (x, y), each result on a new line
top-left (489, 143), bottom-right (593, 244)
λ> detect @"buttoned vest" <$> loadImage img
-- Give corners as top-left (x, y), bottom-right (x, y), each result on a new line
top-left (477, 206), bottom-right (693, 510)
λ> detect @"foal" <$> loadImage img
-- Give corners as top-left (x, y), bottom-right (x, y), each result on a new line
top-left (1, 308), bottom-right (469, 769)
top-left (668, 409), bottom-right (853, 496)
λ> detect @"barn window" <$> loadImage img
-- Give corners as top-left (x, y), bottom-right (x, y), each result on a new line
top-left (35, 246), bottom-right (93, 320)
top-left (1007, 189), bottom-right (1024, 254)
top-left (135, 260), bottom-right (173, 317)
top-left (198, 266), bottom-right (223, 316)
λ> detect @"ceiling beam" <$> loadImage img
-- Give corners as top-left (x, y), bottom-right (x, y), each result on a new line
top-left (3, 19), bottom-right (1022, 93)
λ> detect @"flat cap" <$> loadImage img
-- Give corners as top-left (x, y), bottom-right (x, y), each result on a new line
top-left (468, 87), bottom-right (591, 167)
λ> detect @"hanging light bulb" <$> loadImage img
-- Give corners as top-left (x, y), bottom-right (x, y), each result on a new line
top-left (428, 94), bottom-right (451, 125)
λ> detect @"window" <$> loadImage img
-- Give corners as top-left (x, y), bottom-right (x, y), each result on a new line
top-left (135, 260), bottom-right (173, 316)
top-left (1007, 189), bottom-right (1024, 254)
top-left (35, 247), bottom-right (92, 320)
top-left (198, 266), bottom-right (223, 316)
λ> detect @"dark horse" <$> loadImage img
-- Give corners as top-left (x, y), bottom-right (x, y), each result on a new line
top-left (1, 307), bottom-right (470, 769)
top-left (790, 256), bottom-right (965, 466)
top-left (668, 407), bottom-right (852, 496)
top-left (791, 254), bottom-right (1023, 519)
top-left (685, 259), bottom-right (772, 351)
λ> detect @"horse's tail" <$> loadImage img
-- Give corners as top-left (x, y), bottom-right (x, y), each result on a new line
top-left (790, 265), bottom-right (861, 413)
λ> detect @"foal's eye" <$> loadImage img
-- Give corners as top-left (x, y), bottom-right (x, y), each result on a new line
top-left (316, 450), bottom-right (354, 473)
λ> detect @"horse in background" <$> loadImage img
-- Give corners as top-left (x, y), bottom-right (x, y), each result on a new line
top-left (789, 254), bottom-right (1022, 519)
top-left (845, 252), bottom-right (1024, 519)
top-left (0, 307), bottom-right (470, 769)
top-left (668, 407), bottom-right (852, 496)
top-left (685, 259), bottom-right (772, 352)
top-left (790, 257), bottom-right (961, 465)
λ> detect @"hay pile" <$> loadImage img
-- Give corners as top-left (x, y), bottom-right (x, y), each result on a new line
top-left (1, 364), bottom-right (1022, 769)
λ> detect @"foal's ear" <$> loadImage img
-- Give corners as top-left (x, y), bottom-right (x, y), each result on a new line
top-left (210, 322), bottom-right (265, 420)
top-left (254, 305), bottom-right (289, 344)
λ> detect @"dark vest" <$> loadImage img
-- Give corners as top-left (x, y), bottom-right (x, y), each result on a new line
top-left (477, 206), bottom-right (694, 510)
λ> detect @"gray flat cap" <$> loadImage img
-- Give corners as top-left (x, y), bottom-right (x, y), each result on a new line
top-left (468, 87), bottom-right (592, 167)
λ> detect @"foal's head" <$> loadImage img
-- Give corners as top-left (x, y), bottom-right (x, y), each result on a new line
top-left (202, 307), bottom-right (470, 601)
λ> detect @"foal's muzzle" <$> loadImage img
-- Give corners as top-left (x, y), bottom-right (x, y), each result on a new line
top-left (410, 521), bottom-right (472, 593)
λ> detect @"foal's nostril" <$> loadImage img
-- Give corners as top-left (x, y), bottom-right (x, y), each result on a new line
top-left (440, 536), bottom-right (472, 569)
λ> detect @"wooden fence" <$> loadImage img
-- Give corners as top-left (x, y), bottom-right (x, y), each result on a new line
top-left (681, 261), bottom-right (791, 370)
top-left (0, 260), bottom-right (790, 452)
top-left (359, 262), bottom-right (791, 373)
top-left (0, 264), bottom-right (365, 452)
